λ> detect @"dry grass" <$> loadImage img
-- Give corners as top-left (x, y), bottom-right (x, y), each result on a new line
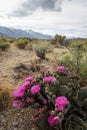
top-left (0, 83), bottom-right (12, 111)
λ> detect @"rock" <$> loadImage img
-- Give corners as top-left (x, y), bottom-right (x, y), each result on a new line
top-left (1, 118), bottom-right (6, 123)
top-left (12, 122), bottom-right (18, 127)
top-left (0, 127), bottom-right (5, 130)
top-left (13, 128), bottom-right (18, 130)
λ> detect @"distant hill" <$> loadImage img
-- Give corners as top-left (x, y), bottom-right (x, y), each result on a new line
top-left (0, 26), bottom-right (52, 39)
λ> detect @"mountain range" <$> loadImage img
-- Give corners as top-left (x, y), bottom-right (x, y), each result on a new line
top-left (0, 26), bottom-right (52, 39)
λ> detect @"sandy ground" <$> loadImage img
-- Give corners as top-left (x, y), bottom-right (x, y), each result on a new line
top-left (0, 45), bottom-right (68, 88)
top-left (0, 46), bottom-right (37, 87)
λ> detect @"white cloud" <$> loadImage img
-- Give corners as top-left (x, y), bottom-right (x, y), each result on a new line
top-left (0, 0), bottom-right (18, 14)
top-left (0, 0), bottom-right (87, 38)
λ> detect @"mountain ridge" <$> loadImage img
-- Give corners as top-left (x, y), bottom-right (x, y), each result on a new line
top-left (0, 26), bottom-right (52, 39)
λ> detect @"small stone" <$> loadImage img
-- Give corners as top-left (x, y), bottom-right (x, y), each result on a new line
top-left (13, 128), bottom-right (18, 130)
top-left (0, 115), bottom-right (4, 118)
top-left (12, 122), bottom-right (18, 127)
top-left (1, 118), bottom-right (6, 123)
top-left (20, 118), bottom-right (23, 121)
top-left (31, 128), bottom-right (36, 130)
top-left (0, 127), bottom-right (5, 130)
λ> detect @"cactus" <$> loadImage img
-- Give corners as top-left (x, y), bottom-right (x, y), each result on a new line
top-left (75, 87), bottom-right (87, 109)
top-left (58, 85), bottom-right (72, 97)
top-left (13, 65), bottom-right (87, 130)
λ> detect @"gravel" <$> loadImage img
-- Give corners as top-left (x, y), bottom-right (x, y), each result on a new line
top-left (0, 107), bottom-right (38, 130)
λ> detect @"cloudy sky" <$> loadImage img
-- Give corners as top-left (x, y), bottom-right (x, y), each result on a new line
top-left (0, 0), bottom-right (87, 37)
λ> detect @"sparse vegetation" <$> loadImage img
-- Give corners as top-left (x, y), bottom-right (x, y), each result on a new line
top-left (0, 36), bottom-right (10, 50)
top-left (80, 62), bottom-right (87, 79)
top-left (60, 54), bottom-right (76, 68)
top-left (0, 84), bottom-right (12, 111)
top-left (60, 40), bottom-right (87, 80)
top-left (33, 42), bottom-right (49, 59)
top-left (51, 34), bottom-right (66, 47)
top-left (0, 35), bottom-right (87, 130)
top-left (0, 42), bottom-right (10, 50)
top-left (15, 38), bottom-right (29, 49)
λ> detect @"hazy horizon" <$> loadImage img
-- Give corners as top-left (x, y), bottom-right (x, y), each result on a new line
top-left (0, 0), bottom-right (87, 38)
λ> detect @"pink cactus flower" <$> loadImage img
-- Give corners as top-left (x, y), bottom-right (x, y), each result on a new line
top-left (30, 85), bottom-right (40, 95)
top-left (31, 78), bottom-right (36, 83)
top-left (57, 104), bottom-right (64, 111)
top-left (21, 81), bottom-right (30, 90)
top-left (57, 66), bottom-right (65, 71)
top-left (44, 76), bottom-right (53, 83)
top-left (25, 76), bottom-right (33, 81)
top-left (48, 115), bottom-right (60, 126)
top-left (25, 76), bottom-right (36, 83)
top-left (13, 88), bottom-right (25, 98)
top-left (55, 96), bottom-right (68, 111)
top-left (13, 100), bottom-right (25, 109)
top-left (13, 81), bottom-right (30, 98)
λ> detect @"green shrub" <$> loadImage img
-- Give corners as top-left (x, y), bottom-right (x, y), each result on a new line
top-left (80, 62), bottom-right (87, 79)
top-left (33, 43), bottom-right (48, 59)
top-left (0, 36), bottom-right (7, 42)
top-left (0, 36), bottom-right (10, 50)
top-left (70, 41), bottom-right (79, 48)
top-left (60, 49), bottom-right (87, 79)
top-left (70, 41), bottom-right (86, 52)
top-left (0, 42), bottom-right (10, 50)
top-left (60, 54), bottom-right (76, 68)
top-left (15, 42), bottom-right (26, 49)
top-left (15, 39), bottom-right (28, 49)
top-left (51, 34), bottom-right (66, 47)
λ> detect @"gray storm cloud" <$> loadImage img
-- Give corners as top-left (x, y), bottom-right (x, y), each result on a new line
top-left (12, 10), bottom-right (29, 17)
top-left (11, 0), bottom-right (64, 17)
top-left (22, 0), bottom-right (63, 11)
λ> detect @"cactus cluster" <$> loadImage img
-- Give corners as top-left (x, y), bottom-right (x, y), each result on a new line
top-left (13, 66), bottom-right (87, 130)
top-left (75, 87), bottom-right (87, 110)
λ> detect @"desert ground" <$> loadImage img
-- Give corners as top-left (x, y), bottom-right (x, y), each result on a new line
top-left (0, 43), bottom-right (68, 130)
top-left (0, 44), bottom-right (68, 87)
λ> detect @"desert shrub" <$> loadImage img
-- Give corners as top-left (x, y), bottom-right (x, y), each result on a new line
top-left (60, 40), bottom-right (87, 81)
top-left (0, 42), bottom-right (10, 51)
top-left (15, 39), bottom-right (29, 49)
top-left (51, 34), bottom-right (66, 47)
top-left (9, 39), bottom-right (15, 43)
top-left (65, 40), bottom-right (87, 72)
top-left (0, 36), bottom-right (7, 42)
top-left (60, 54), bottom-right (76, 68)
top-left (70, 41), bottom-right (79, 48)
top-left (16, 42), bottom-right (26, 49)
top-left (0, 36), bottom-right (10, 50)
top-left (0, 84), bottom-right (12, 111)
top-left (70, 41), bottom-right (87, 54)
top-left (80, 62), bottom-right (87, 79)
top-left (33, 42), bottom-right (48, 59)
top-left (84, 40), bottom-right (87, 47)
